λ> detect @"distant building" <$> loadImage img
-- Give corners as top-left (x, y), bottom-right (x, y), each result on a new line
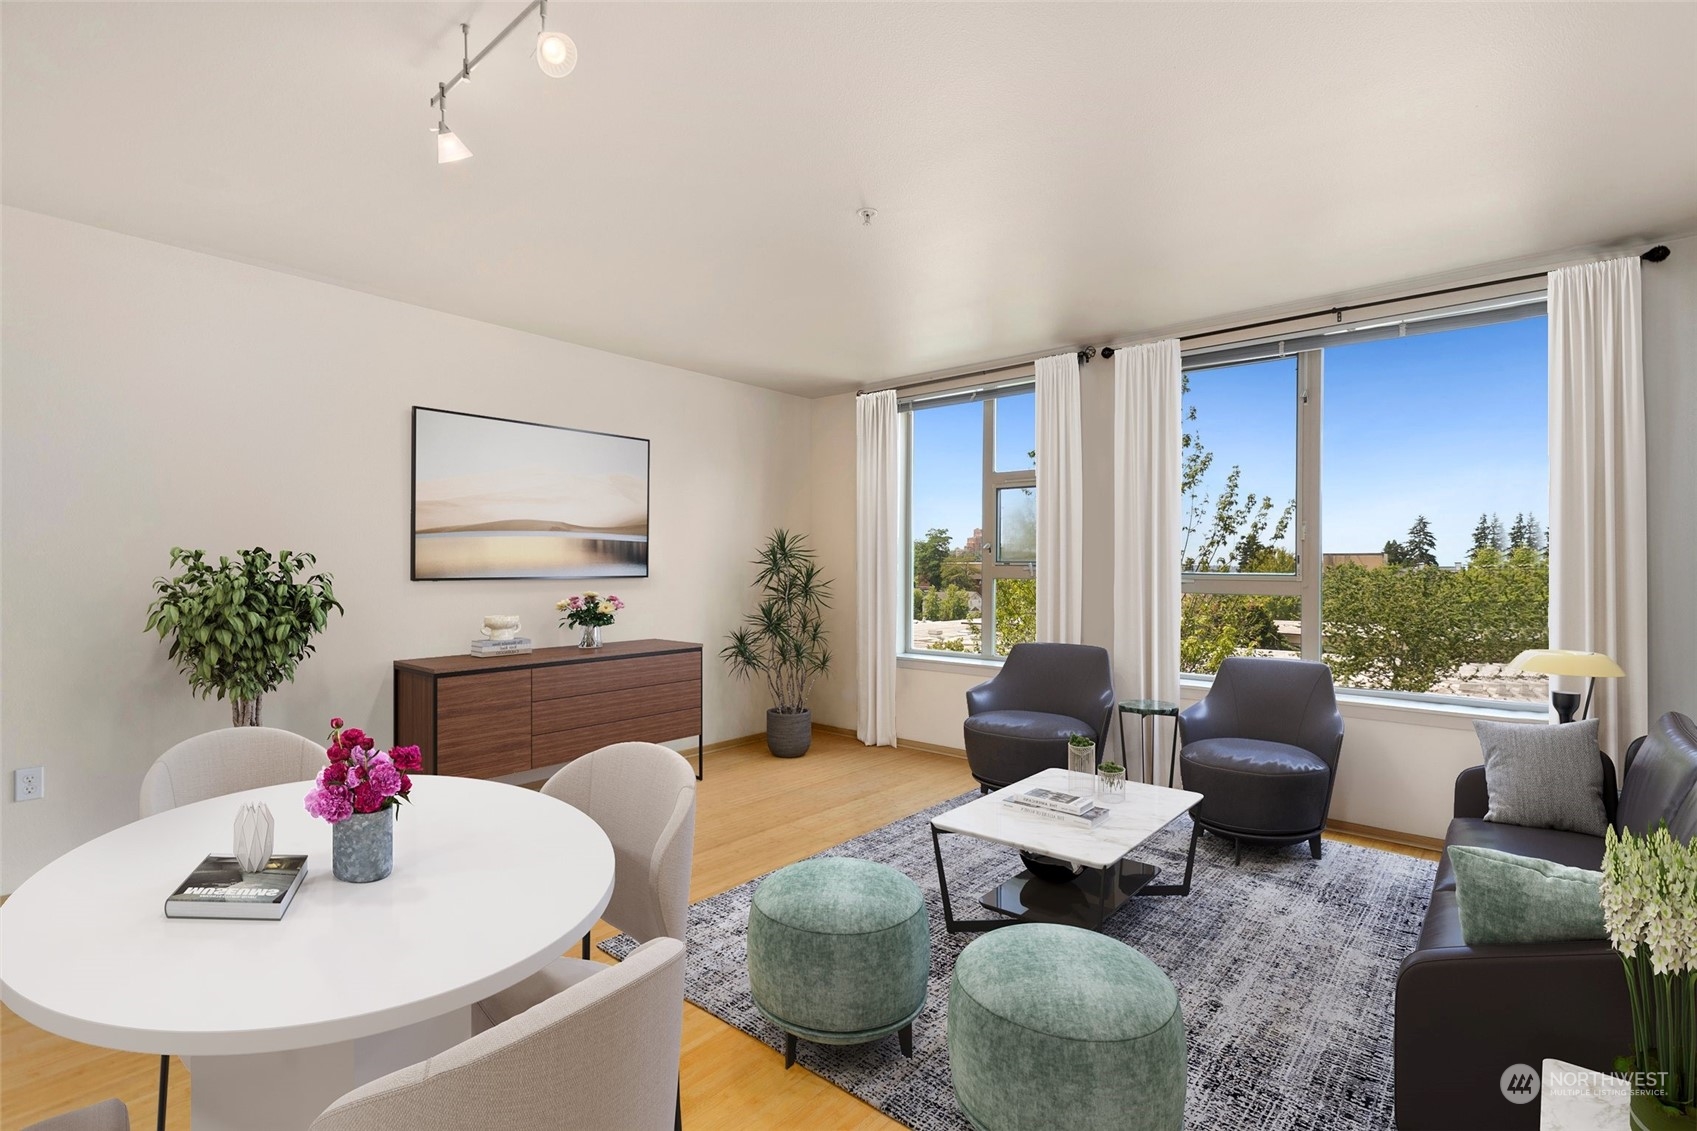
top-left (1323, 552), bottom-right (1388, 569)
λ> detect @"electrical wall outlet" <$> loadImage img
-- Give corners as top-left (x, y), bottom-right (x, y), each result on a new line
top-left (14, 766), bottom-right (45, 802)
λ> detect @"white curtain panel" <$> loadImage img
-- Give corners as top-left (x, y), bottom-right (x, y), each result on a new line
top-left (1035, 351), bottom-right (1084, 643)
top-left (1548, 257), bottom-right (1649, 759)
top-left (855, 390), bottom-right (900, 747)
top-left (1112, 340), bottom-right (1182, 726)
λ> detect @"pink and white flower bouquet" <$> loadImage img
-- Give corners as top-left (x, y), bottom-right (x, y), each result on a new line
top-left (304, 717), bottom-right (422, 823)
top-left (556, 591), bottom-right (625, 630)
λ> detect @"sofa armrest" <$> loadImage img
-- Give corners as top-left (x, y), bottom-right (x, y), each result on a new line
top-left (1396, 939), bottom-right (1630, 1130)
top-left (965, 678), bottom-right (998, 717)
top-left (1454, 765), bottom-right (1489, 819)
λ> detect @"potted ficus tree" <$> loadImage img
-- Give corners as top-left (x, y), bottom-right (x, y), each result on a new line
top-left (721, 529), bottom-right (833, 758)
top-left (145, 547), bottom-right (343, 726)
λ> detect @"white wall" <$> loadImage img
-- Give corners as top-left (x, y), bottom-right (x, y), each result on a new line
top-left (1642, 233), bottom-right (1697, 723)
top-left (0, 207), bottom-right (813, 892)
top-left (821, 237), bottom-right (1697, 841)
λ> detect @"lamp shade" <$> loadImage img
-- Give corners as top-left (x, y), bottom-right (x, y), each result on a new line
top-left (1506, 649), bottom-right (1625, 678)
top-left (436, 127), bottom-right (472, 164)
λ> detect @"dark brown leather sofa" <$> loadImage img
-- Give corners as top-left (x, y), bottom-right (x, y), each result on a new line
top-left (1394, 711), bottom-right (1697, 1130)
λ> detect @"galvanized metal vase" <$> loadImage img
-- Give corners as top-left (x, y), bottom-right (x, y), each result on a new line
top-left (332, 807), bottom-right (394, 883)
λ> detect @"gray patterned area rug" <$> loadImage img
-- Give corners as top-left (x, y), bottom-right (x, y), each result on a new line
top-left (603, 791), bottom-right (1435, 1131)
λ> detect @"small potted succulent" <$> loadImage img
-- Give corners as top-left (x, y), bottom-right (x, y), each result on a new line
top-left (1067, 732), bottom-right (1097, 788)
top-left (1097, 760), bottom-right (1127, 797)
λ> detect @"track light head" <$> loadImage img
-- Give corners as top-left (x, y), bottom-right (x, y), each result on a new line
top-left (436, 126), bottom-right (473, 163)
top-left (536, 29), bottom-right (577, 77)
top-left (434, 84), bottom-right (471, 163)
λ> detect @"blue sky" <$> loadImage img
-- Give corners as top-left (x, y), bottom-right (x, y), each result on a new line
top-left (911, 316), bottom-right (1548, 566)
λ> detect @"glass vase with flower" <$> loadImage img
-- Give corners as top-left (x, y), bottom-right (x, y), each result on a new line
top-left (303, 717), bottom-right (422, 883)
top-left (557, 592), bottom-right (625, 649)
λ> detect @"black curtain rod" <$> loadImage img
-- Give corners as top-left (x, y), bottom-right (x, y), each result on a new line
top-left (1099, 244), bottom-right (1672, 359)
top-left (861, 244), bottom-right (1672, 393)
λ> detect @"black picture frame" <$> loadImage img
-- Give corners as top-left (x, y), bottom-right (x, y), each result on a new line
top-left (410, 405), bottom-right (652, 582)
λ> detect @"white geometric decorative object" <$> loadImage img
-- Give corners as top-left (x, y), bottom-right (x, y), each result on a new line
top-left (234, 802), bottom-right (275, 874)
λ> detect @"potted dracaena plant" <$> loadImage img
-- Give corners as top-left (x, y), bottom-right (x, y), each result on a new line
top-left (721, 529), bottom-right (833, 758)
top-left (145, 547), bottom-right (342, 726)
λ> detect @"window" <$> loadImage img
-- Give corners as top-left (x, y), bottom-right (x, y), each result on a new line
top-left (1181, 297), bottom-right (1550, 706)
top-left (906, 383), bottom-right (1037, 658)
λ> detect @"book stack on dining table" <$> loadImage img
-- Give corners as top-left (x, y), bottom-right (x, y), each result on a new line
top-left (1002, 785), bottom-right (1109, 829)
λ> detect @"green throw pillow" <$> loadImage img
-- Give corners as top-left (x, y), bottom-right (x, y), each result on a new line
top-left (1448, 845), bottom-right (1606, 946)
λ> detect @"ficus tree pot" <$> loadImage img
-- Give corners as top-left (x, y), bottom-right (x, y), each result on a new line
top-left (767, 709), bottom-right (813, 758)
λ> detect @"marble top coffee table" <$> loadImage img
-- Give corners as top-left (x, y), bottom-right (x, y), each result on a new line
top-left (930, 768), bottom-right (1204, 933)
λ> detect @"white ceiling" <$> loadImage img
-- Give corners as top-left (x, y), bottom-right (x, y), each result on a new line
top-left (4, 3), bottom-right (1695, 396)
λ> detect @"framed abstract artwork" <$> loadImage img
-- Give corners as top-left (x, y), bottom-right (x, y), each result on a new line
top-left (411, 406), bottom-right (650, 580)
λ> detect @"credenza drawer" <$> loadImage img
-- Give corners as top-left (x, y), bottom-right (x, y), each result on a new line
top-left (533, 680), bottom-right (702, 734)
top-left (531, 652), bottom-right (699, 701)
top-left (436, 670), bottom-right (531, 778)
top-left (532, 708), bottom-right (704, 768)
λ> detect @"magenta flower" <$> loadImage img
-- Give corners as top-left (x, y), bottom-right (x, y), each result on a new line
top-left (305, 785), bottom-right (353, 823)
top-left (392, 745), bottom-right (423, 772)
top-left (365, 757), bottom-right (403, 799)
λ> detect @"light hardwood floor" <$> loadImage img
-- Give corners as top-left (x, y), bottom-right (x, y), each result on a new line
top-left (1, 734), bottom-right (1430, 1130)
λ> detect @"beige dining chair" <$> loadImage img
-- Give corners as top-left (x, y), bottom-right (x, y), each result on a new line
top-left (23, 1100), bottom-right (130, 1131)
top-left (139, 726), bottom-right (326, 817)
top-left (474, 741), bottom-right (697, 1028)
top-left (310, 937), bottom-right (686, 1131)
top-left (137, 724), bottom-right (326, 1126)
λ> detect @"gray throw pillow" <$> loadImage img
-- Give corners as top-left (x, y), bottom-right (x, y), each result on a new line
top-left (1474, 718), bottom-right (1607, 836)
top-left (1448, 845), bottom-right (1606, 945)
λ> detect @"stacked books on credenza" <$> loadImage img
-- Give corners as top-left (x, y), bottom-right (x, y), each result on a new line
top-left (470, 636), bottom-right (533, 657)
top-left (1003, 786), bottom-right (1109, 829)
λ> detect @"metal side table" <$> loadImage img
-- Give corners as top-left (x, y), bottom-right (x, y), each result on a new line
top-left (1117, 699), bottom-right (1180, 787)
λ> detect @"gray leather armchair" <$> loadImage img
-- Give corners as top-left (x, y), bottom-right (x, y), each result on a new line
top-left (962, 643), bottom-right (1116, 791)
top-left (1177, 656), bottom-right (1344, 861)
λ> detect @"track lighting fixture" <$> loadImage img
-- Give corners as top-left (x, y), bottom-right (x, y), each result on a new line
top-left (428, 0), bottom-right (576, 162)
top-left (537, 3), bottom-right (578, 79)
top-left (434, 84), bottom-right (472, 164)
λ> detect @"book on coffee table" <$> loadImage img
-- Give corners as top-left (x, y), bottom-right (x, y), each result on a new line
top-left (1011, 787), bottom-right (1095, 815)
top-left (1003, 795), bottom-right (1110, 828)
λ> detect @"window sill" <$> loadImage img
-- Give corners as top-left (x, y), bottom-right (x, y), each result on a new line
top-left (898, 652), bottom-right (1002, 677)
top-left (1177, 675), bottom-right (1546, 730)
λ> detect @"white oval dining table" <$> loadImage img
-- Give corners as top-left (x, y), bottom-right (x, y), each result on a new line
top-left (0, 775), bottom-right (614, 1131)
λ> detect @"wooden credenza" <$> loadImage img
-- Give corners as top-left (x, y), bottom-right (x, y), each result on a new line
top-left (393, 639), bottom-right (705, 781)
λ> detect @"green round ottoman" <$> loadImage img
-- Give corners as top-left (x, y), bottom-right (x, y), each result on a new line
top-left (948, 923), bottom-right (1186, 1131)
top-left (746, 857), bottom-right (930, 1068)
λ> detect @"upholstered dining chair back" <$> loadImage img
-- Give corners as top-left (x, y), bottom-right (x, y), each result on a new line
top-left (140, 726), bottom-right (326, 817)
top-left (1181, 657), bottom-right (1345, 770)
top-left (310, 937), bottom-right (686, 1131)
top-left (23, 1100), bottom-right (130, 1131)
top-left (542, 741), bottom-right (697, 943)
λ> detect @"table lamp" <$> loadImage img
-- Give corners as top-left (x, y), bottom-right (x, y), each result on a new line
top-left (1507, 649), bottom-right (1625, 723)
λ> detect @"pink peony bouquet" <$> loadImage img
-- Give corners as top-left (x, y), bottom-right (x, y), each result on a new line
top-left (304, 717), bottom-right (422, 823)
top-left (556, 591), bottom-right (625, 630)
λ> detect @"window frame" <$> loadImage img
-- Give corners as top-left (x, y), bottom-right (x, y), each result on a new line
top-left (902, 378), bottom-right (1037, 662)
top-left (1179, 291), bottom-right (1551, 709)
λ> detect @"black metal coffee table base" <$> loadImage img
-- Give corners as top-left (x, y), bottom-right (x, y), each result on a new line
top-left (931, 822), bottom-right (1200, 933)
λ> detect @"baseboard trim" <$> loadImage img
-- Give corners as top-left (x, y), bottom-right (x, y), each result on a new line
top-left (1325, 818), bottom-right (1443, 854)
top-left (702, 732), bottom-right (766, 754)
top-left (814, 723), bottom-right (968, 759)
